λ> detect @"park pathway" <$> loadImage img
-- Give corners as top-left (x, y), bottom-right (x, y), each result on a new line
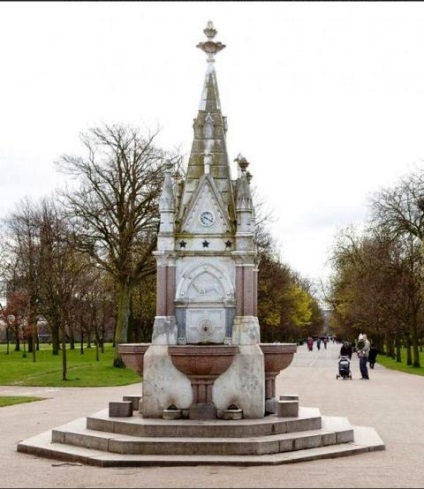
top-left (1, 341), bottom-right (423, 488)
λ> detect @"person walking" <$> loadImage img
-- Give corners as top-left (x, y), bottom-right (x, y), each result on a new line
top-left (369, 343), bottom-right (378, 369)
top-left (340, 340), bottom-right (353, 360)
top-left (307, 337), bottom-right (314, 351)
top-left (357, 333), bottom-right (371, 379)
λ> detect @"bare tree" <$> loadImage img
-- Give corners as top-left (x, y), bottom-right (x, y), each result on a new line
top-left (370, 169), bottom-right (424, 240)
top-left (55, 124), bottom-right (180, 366)
top-left (370, 171), bottom-right (424, 366)
top-left (327, 224), bottom-right (423, 367)
top-left (0, 290), bottom-right (27, 353)
top-left (36, 197), bottom-right (93, 379)
top-left (3, 197), bottom-right (41, 361)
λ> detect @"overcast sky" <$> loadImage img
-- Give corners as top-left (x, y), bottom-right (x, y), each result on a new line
top-left (1, 2), bottom-right (424, 284)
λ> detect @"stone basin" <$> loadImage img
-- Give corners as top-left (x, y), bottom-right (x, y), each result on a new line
top-left (260, 343), bottom-right (297, 373)
top-left (260, 343), bottom-right (297, 401)
top-left (118, 343), bottom-right (151, 377)
top-left (168, 345), bottom-right (239, 406)
top-left (168, 345), bottom-right (238, 377)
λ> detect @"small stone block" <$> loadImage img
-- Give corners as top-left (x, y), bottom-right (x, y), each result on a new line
top-left (162, 409), bottom-right (182, 420)
top-left (109, 401), bottom-right (133, 417)
top-left (123, 396), bottom-right (142, 411)
top-left (189, 402), bottom-right (217, 420)
top-left (276, 400), bottom-right (299, 418)
top-left (222, 408), bottom-right (243, 420)
top-left (265, 398), bottom-right (277, 414)
top-left (279, 394), bottom-right (299, 401)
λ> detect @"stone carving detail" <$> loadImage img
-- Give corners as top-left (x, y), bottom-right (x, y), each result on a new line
top-left (190, 274), bottom-right (222, 299)
top-left (176, 261), bottom-right (235, 344)
top-left (177, 262), bottom-right (234, 304)
top-left (204, 113), bottom-right (213, 138)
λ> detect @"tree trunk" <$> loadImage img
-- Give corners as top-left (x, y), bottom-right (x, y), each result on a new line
top-left (128, 297), bottom-right (135, 343)
top-left (386, 330), bottom-right (394, 358)
top-left (6, 328), bottom-right (10, 355)
top-left (395, 330), bottom-right (402, 363)
top-left (95, 330), bottom-right (100, 362)
top-left (406, 335), bottom-right (412, 366)
top-left (411, 315), bottom-right (421, 368)
top-left (51, 322), bottom-right (60, 355)
top-left (30, 319), bottom-right (37, 363)
top-left (69, 330), bottom-right (75, 350)
top-left (113, 281), bottom-right (131, 367)
top-left (28, 334), bottom-right (34, 354)
top-left (61, 320), bottom-right (67, 381)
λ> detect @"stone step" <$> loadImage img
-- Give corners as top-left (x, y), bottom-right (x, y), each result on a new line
top-left (49, 415), bottom-right (354, 456)
top-left (85, 406), bottom-right (322, 439)
top-left (16, 423), bottom-right (385, 467)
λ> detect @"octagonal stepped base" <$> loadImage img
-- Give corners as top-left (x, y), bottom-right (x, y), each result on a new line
top-left (17, 407), bottom-right (385, 466)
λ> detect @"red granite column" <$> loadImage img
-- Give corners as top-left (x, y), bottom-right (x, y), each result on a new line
top-left (166, 264), bottom-right (176, 316)
top-left (252, 266), bottom-right (258, 316)
top-left (235, 264), bottom-right (243, 316)
top-left (243, 264), bottom-right (254, 316)
top-left (156, 265), bottom-right (167, 316)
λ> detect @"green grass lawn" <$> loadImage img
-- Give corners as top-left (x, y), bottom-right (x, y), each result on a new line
top-left (0, 342), bottom-right (140, 387)
top-left (375, 349), bottom-right (424, 376)
top-left (0, 396), bottom-right (47, 408)
top-left (0, 342), bottom-right (140, 408)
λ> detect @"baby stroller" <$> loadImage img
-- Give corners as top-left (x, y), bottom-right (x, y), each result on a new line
top-left (336, 355), bottom-right (352, 380)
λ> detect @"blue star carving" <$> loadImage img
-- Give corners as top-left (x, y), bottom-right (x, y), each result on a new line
top-left (179, 240), bottom-right (187, 248)
top-left (225, 240), bottom-right (232, 248)
top-left (202, 240), bottom-right (210, 248)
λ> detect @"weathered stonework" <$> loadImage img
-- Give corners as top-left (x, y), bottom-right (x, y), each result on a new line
top-left (16, 22), bottom-right (386, 466)
top-left (140, 22), bottom-right (289, 420)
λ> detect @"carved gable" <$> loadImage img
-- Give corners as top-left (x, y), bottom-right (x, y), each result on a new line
top-left (181, 176), bottom-right (231, 234)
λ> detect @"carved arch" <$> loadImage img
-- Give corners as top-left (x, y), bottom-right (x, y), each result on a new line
top-left (176, 263), bottom-right (234, 303)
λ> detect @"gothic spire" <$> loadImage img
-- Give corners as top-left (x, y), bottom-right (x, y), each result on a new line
top-left (177, 21), bottom-right (235, 225)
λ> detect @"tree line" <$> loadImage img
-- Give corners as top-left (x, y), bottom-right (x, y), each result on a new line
top-left (0, 123), bottom-right (324, 377)
top-left (325, 169), bottom-right (424, 368)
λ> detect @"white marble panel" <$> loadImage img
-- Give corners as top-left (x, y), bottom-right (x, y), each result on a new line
top-left (186, 309), bottom-right (226, 344)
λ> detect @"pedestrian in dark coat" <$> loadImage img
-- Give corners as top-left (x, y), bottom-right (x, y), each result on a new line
top-left (340, 341), bottom-right (353, 360)
top-left (369, 344), bottom-right (378, 369)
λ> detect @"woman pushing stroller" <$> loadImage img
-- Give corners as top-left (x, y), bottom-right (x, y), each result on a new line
top-left (339, 340), bottom-right (353, 359)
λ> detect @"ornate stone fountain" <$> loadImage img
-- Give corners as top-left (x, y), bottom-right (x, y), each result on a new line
top-left (17, 21), bottom-right (385, 467)
top-left (117, 21), bottom-right (297, 421)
